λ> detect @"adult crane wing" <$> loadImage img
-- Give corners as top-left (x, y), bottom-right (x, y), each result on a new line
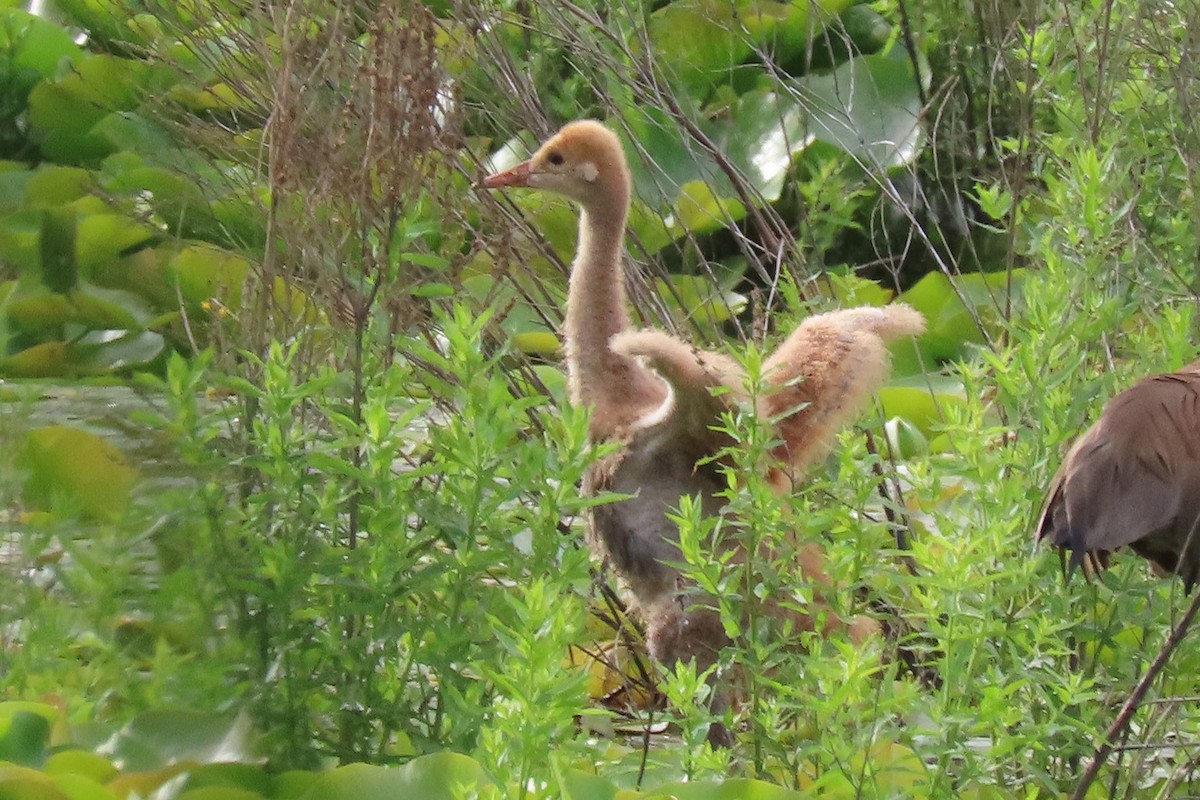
top-left (1037, 365), bottom-right (1200, 589)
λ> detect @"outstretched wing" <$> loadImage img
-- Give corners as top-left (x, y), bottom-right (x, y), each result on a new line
top-left (609, 328), bottom-right (742, 453)
top-left (759, 304), bottom-right (925, 488)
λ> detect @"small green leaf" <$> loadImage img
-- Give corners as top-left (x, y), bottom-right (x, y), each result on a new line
top-left (40, 208), bottom-right (77, 292)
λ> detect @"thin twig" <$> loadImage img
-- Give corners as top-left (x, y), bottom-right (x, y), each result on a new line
top-left (1070, 588), bottom-right (1200, 800)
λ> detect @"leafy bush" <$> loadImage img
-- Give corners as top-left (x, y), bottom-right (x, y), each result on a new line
top-left (8, 0), bottom-right (1200, 798)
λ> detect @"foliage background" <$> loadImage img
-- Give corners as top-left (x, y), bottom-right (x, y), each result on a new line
top-left (3, 0), bottom-right (1200, 798)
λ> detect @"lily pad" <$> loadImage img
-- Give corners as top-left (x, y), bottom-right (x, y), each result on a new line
top-left (20, 425), bottom-right (137, 520)
top-left (0, 9), bottom-right (84, 77)
top-left (298, 753), bottom-right (497, 800)
top-left (104, 711), bottom-right (257, 772)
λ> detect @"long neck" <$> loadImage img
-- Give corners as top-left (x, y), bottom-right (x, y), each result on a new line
top-left (564, 187), bottom-right (641, 402)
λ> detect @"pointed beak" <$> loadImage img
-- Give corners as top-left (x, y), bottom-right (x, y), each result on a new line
top-left (482, 159), bottom-right (532, 189)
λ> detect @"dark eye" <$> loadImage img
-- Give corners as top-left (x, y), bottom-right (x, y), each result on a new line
top-left (547, 151), bottom-right (564, 166)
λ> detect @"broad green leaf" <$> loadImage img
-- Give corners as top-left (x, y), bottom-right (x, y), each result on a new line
top-left (824, 272), bottom-right (893, 306)
top-left (840, 4), bottom-right (893, 54)
top-left (27, 82), bottom-right (111, 164)
top-left (674, 180), bottom-right (746, 235)
top-left (640, 778), bottom-right (806, 798)
top-left (298, 754), bottom-right (498, 800)
top-left (169, 245), bottom-right (251, 306)
top-left (176, 763), bottom-right (272, 797)
top-left (106, 711), bottom-right (257, 772)
top-left (19, 425), bottom-right (136, 519)
top-left (740, 0), bottom-right (855, 56)
top-left (42, 751), bottom-right (117, 784)
top-left (0, 208), bottom-right (41, 271)
top-left (0, 764), bottom-right (66, 800)
top-left (884, 415), bottom-right (928, 458)
top-left (0, 169), bottom-right (33, 212)
top-left (25, 167), bottom-right (92, 208)
top-left (0, 341), bottom-right (70, 377)
top-left (897, 269), bottom-right (1024, 364)
top-left (877, 379), bottom-right (966, 438)
top-left (71, 330), bottom-right (165, 373)
top-left (513, 331), bottom-right (561, 355)
top-left (0, 704), bottom-right (58, 727)
top-left (48, 773), bottom-right (120, 800)
top-left (28, 54), bottom-right (177, 163)
top-left (175, 788), bottom-right (263, 800)
top-left (0, 712), bottom-right (50, 768)
top-left (69, 285), bottom-right (152, 329)
top-left (105, 765), bottom-right (189, 800)
top-left (791, 49), bottom-right (923, 170)
top-left (92, 112), bottom-right (176, 157)
top-left (271, 771), bottom-right (320, 799)
top-left (6, 293), bottom-right (76, 329)
top-left (6, 286), bottom-right (151, 333)
top-left (850, 740), bottom-right (929, 795)
top-left (562, 770), bottom-right (619, 800)
top-left (0, 9), bottom-right (84, 76)
top-left (658, 274), bottom-right (747, 328)
top-left (75, 213), bottom-right (155, 277)
top-left (649, 0), bottom-right (749, 93)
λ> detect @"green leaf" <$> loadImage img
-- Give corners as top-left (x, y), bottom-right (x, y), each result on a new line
top-left (298, 754), bottom-right (498, 800)
top-left (6, 293), bottom-right (76, 329)
top-left (0, 341), bottom-right (70, 377)
top-left (19, 425), bottom-right (137, 520)
top-left (877, 376), bottom-right (967, 437)
top-left (658, 274), bottom-right (747, 328)
top-left (176, 789), bottom-right (263, 800)
top-left (793, 49), bottom-right (923, 170)
top-left (75, 212), bottom-right (155, 277)
top-left (649, 0), bottom-right (749, 93)
top-left (28, 54), bottom-right (178, 163)
top-left (897, 269), bottom-right (1024, 364)
top-left (512, 331), bottom-right (561, 355)
top-left (0, 712), bottom-right (51, 768)
top-left (169, 245), bottom-right (251, 306)
top-left (562, 770), bottom-right (618, 800)
top-left (0, 9), bottom-right (84, 77)
top-left (71, 329), bottom-right (165, 373)
top-left (42, 751), bottom-right (117, 784)
top-left (640, 778), bottom-right (806, 799)
top-left (40, 208), bottom-right (77, 292)
top-left (25, 167), bottom-right (92, 208)
top-left (68, 285), bottom-right (152, 329)
top-left (106, 711), bottom-right (258, 772)
top-left (0, 168), bottom-right (33, 212)
top-left (0, 764), bottom-right (68, 800)
top-left (49, 773), bottom-right (121, 800)
top-left (674, 180), bottom-right (746, 235)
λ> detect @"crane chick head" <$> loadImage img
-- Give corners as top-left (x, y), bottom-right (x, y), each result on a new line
top-left (483, 120), bottom-right (630, 209)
